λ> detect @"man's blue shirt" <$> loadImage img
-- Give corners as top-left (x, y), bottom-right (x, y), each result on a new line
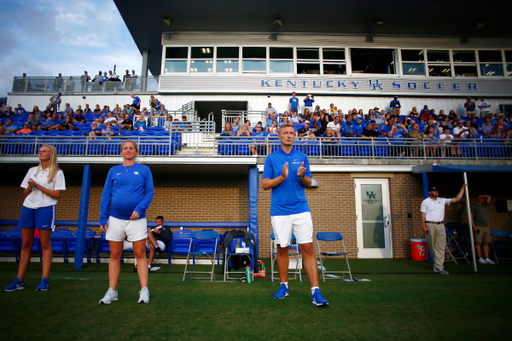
top-left (289, 97), bottom-right (299, 109)
top-left (262, 148), bottom-right (312, 216)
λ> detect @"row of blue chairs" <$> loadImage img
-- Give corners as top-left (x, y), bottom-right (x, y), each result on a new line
top-left (0, 228), bottom-right (96, 264)
top-left (95, 229), bottom-right (221, 267)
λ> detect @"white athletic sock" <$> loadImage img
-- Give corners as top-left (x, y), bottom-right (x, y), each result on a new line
top-left (281, 282), bottom-right (289, 288)
top-left (311, 286), bottom-right (319, 295)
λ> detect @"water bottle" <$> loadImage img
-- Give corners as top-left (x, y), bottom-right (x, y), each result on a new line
top-left (245, 266), bottom-right (252, 284)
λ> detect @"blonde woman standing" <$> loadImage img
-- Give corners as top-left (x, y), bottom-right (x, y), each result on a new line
top-left (3, 145), bottom-right (66, 292)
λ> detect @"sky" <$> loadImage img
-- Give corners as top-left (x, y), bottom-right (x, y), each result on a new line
top-left (0, 0), bottom-right (142, 98)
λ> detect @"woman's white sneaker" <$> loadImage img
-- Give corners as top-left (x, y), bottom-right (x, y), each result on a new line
top-left (99, 288), bottom-right (118, 304)
top-left (138, 287), bottom-right (149, 303)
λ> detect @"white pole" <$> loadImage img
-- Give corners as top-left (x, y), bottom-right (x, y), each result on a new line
top-left (463, 172), bottom-right (478, 273)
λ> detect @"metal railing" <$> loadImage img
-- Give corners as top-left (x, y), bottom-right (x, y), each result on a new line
top-left (222, 111), bottom-right (266, 129)
top-left (1, 135), bottom-right (511, 159)
top-left (134, 111), bottom-right (198, 127)
top-left (11, 76), bottom-right (159, 94)
top-left (216, 136), bottom-right (512, 159)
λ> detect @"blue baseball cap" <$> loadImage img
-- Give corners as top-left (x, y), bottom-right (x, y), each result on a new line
top-left (428, 186), bottom-right (438, 191)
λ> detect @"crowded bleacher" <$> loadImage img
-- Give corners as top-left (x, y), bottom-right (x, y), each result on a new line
top-left (1, 93), bottom-right (511, 158)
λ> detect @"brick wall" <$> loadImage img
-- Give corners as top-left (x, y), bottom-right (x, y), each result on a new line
top-left (2, 170), bottom-right (511, 259)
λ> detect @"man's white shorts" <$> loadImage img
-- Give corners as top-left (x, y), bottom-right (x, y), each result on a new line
top-left (271, 212), bottom-right (313, 247)
top-left (106, 216), bottom-right (147, 242)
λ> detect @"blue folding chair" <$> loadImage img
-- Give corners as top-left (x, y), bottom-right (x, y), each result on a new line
top-left (96, 232), bottom-right (122, 264)
top-left (491, 230), bottom-right (512, 264)
top-left (0, 231), bottom-right (20, 263)
top-left (171, 229), bottom-right (193, 265)
top-left (223, 236), bottom-right (254, 281)
top-left (2, 228), bottom-right (22, 262)
top-left (182, 231), bottom-right (219, 281)
top-left (270, 232), bottom-right (302, 282)
top-left (68, 229), bottom-right (96, 264)
top-left (316, 232), bottom-right (352, 281)
top-left (445, 228), bottom-right (469, 264)
top-left (51, 228), bottom-right (70, 264)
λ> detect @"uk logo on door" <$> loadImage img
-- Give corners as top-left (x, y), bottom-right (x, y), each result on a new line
top-left (363, 191), bottom-right (379, 204)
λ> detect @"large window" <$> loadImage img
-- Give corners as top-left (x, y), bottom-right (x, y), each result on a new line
top-left (323, 48), bottom-right (346, 74)
top-left (351, 48), bottom-right (396, 74)
top-left (190, 47), bottom-right (213, 73)
top-left (479, 50), bottom-right (504, 76)
top-left (297, 48), bottom-right (320, 74)
top-left (402, 50), bottom-right (425, 76)
top-left (242, 47), bottom-right (266, 72)
top-left (269, 47), bottom-right (293, 73)
top-left (164, 47), bottom-right (188, 73)
top-left (506, 51), bottom-right (512, 77)
top-left (217, 47), bottom-right (239, 73)
top-left (452, 50), bottom-right (477, 77)
top-left (427, 50), bottom-right (451, 77)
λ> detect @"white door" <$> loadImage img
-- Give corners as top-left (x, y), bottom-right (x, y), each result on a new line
top-left (354, 179), bottom-right (392, 258)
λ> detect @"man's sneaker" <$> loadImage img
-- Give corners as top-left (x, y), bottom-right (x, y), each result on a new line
top-left (433, 267), bottom-right (440, 273)
top-left (438, 269), bottom-right (449, 275)
top-left (485, 258), bottom-right (496, 265)
top-left (273, 283), bottom-right (289, 299)
top-left (36, 278), bottom-right (49, 291)
top-left (2, 278), bottom-right (25, 292)
top-left (99, 288), bottom-right (118, 304)
top-left (478, 258), bottom-right (487, 264)
top-left (312, 289), bottom-right (329, 307)
top-left (138, 287), bottom-right (149, 303)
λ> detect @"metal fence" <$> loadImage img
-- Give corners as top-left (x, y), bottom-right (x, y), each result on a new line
top-left (222, 111), bottom-right (267, 129)
top-left (11, 76), bottom-right (159, 94)
top-left (1, 134), bottom-right (511, 160)
top-left (134, 111), bottom-right (198, 127)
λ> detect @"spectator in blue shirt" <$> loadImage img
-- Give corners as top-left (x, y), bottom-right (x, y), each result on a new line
top-left (4, 119), bottom-right (18, 133)
top-left (63, 103), bottom-right (74, 116)
top-left (15, 104), bottom-right (26, 114)
top-left (133, 115), bottom-right (147, 131)
top-left (390, 96), bottom-right (401, 116)
top-left (289, 92), bottom-right (300, 114)
top-left (342, 116), bottom-right (356, 137)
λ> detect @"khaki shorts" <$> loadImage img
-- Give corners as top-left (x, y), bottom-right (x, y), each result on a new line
top-left (474, 226), bottom-right (492, 244)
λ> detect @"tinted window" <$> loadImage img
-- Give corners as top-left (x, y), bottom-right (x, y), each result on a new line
top-left (166, 47), bottom-right (188, 59)
top-left (323, 48), bottom-right (345, 60)
top-left (401, 50), bottom-right (424, 62)
top-left (427, 50), bottom-right (450, 62)
top-left (270, 47), bottom-right (293, 59)
top-left (191, 47), bottom-right (213, 59)
top-left (479, 50), bottom-right (502, 62)
top-left (217, 47), bottom-right (239, 58)
top-left (297, 48), bottom-right (319, 59)
top-left (452, 50), bottom-right (475, 63)
top-left (243, 47), bottom-right (266, 58)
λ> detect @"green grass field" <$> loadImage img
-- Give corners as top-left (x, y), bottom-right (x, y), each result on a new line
top-left (1, 259), bottom-right (512, 341)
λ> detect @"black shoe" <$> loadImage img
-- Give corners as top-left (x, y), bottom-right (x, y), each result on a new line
top-left (132, 266), bottom-right (137, 273)
top-left (155, 247), bottom-right (162, 255)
